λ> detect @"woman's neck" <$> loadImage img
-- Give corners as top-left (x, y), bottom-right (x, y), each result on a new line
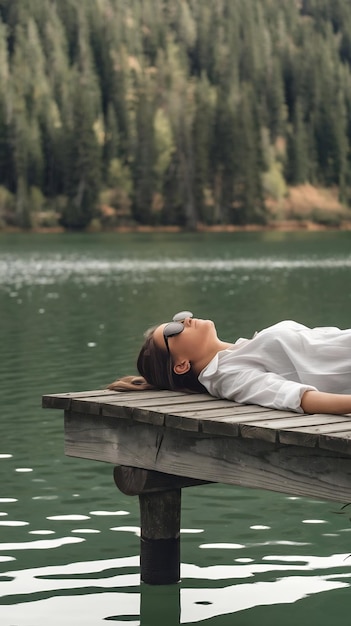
top-left (193, 340), bottom-right (234, 375)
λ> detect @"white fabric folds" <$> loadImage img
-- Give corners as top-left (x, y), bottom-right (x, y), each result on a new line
top-left (198, 320), bottom-right (351, 412)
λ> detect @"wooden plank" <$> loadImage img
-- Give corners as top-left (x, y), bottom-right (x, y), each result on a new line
top-left (64, 411), bottom-right (351, 502)
top-left (42, 389), bottom-right (189, 410)
top-left (164, 408), bottom-right (292, 434)
top-left (100, 391), bottom-right (193, 425)
top-left (137, 399), bottom-right (238, 413)
top-left (102, 400), bottom-right (246, 429)
top-left (42, 389), bottom-right (112, 409)
top-left (164, 402), bottom-right (262, 418)
top-left (105, 392), bottom-right (213, 407)
top-left (279, 420), bottom-right (351, 447)
top-left (101, 395), bottom-right (233, 423)
top-left (163, 403), bottom-right (268, 416)
top-left (130, 405), bottom-right (271, 433)
top-left (70, 393), bottom-right (184, 414)
top-left (70, 396), bottom-right (118, 415)
top-left (163, 409), bottom-right (260, 432)
top-left (68, 393), bottom-right (190, 415)
top-left (104, 390), bottom-right (191, 402)
top-left (103, 404), bottom-right (165, 426)
top-left (200, 409), bottom-right (289, 435)
top-left (240, 413), bottom-right (345, 446)
top-left (319, 431), bottom-right (351, 455)
top-left (66, 393), bottom-right (234, 419)
top-left (162, 401), bottom-right (255, 430)
top-left (130, 406), bottom-right (270, 431)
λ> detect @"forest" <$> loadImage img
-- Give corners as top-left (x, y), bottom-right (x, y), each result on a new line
top-left (1, 0), bottom-right (351, 230)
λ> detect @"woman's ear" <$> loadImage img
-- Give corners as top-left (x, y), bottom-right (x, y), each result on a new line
top-left (173, 360), bottom-right (191, 375)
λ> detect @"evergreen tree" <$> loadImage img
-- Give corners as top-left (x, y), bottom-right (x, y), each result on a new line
top-left (212, 85), bottom-right (237, 223)
top-left (232, 87), bottom-right (265, 224)
top-left (132, 84), bottom-right (156, 224)
top-left (103, 102), bottom-right (120, 181)
top-left (60, 74), bottom-right (101, 230)
top-left (0, 17), bottom-right (13, 192)
top-left (0, 0), bottom-right (350, 229)
top-left (286, 100), bottom-right (308, 184)
top-left (162, 37), bottom-right (197, 228)
top-left (192, 73), bottom-right (214, 222)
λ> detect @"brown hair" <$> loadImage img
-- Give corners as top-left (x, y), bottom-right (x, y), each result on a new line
top-left (108, 326), bottom-right (207, 394)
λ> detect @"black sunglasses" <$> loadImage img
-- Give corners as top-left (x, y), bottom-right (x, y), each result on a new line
top-left (163, 311), bottom-right (193, 354)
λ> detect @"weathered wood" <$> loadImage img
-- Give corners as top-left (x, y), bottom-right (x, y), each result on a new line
top-left (44, 389), bottom-right (351, 452)
top-left (43, 390), bottom-right (351, 493)
top-left (114, 466), bottom-right (212, 495)
top-left (165, 408), bottom-right (293, 433)
top-left (71, 392), bottom-right (193, 414)
top-left (139, 489), bottom-right (181, 584)
top-left (42, 389), bottom-right (112, 410)
top-left (319, 431), bottom-right (351, 454)
top-left (278, 419), bottom-right (351, 447)
top-left (64, 410), bottom-right (351, 502)
top-left (43, 389), bottom-right (351, 586)
top-left (239, 413), bottom-right (344, 444)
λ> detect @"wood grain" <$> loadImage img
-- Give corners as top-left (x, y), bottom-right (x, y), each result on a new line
top-left (64, 410), bottom-right (351, 503)
top-left (43, 389), bottom-right (351, 455)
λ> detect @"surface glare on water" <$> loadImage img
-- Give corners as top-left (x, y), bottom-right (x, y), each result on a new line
top-left (1, 231), bottom-right (351, 625)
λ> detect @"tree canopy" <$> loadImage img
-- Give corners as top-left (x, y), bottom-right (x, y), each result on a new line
top-left (0, 0), bottom-right (351, 229)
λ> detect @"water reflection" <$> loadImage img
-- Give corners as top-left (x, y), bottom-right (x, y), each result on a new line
top-left (0, 551), bottom-right (350, 624)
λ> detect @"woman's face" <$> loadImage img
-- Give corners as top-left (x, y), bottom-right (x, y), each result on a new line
top-left (153, 316), bottom-right (217, 372)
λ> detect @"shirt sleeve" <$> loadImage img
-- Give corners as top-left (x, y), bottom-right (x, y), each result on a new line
top-left (203, 367), bottom-right (317, 413)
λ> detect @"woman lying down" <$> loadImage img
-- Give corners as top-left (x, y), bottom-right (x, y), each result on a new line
top-left (109, 311), bottom-right (351, 415)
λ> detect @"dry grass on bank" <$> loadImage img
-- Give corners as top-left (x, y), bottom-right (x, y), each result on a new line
top-left (265, 184), bottom-right (351, 230)
top-left (2, 185), bottom-right (351, 233)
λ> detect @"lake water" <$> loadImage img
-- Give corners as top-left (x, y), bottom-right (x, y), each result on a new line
top-left (1, 230), bottom-right (351, 625)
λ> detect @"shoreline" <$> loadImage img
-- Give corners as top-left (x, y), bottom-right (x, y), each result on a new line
top-left (2, 219), bottom-right (351, 235)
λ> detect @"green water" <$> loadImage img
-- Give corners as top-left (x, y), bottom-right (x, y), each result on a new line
top-left (1, 231), bottom-right (351, 625)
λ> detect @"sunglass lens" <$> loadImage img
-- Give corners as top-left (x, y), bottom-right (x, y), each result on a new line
top-left (164, 321), bottom-right (184, 338)
top-left (172, 310), bottom-right (193, 322)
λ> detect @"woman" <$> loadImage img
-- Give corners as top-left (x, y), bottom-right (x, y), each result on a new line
top-left (109, 311), bottom-right (351, 415)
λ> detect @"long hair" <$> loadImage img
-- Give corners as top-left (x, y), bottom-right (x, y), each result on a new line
top-left (108, 326), bottom-right (207, 393)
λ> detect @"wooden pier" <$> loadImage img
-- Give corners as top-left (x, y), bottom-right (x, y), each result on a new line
top-left (42, 388), bottom-right (351, 584)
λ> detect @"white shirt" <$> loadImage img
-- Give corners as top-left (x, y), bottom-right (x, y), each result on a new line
top-left (198, 321), bottom-right (351, 412)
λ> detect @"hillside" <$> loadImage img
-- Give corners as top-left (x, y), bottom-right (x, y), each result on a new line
top-left (0, 0), bottom-right (351, 230)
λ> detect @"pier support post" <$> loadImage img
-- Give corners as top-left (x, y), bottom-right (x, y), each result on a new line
top-left (113, 465), bottom-right (212, 584)
top-left (113, 466), bottom-right (209, 585)
top-left (113, 465), bottom-right (211, 495)
top-left (139, 489), bottom-right (181, 585)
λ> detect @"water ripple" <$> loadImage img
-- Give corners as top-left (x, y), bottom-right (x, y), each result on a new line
top-left (1, 254), bottom-right (351, 287)
top-left (0, 554), bottom-right (350, 624)
top-left (0, 537), bottom-right (84, 551)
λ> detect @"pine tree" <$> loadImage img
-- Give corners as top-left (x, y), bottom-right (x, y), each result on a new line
top-left (232, 86), bottom-right (265, 225)
top-left (132, 83), bottom-right (156, 224)
top-left (192, 73), bottom-right (214, 222)
top-left (0, 0), bottom-right (350, 229)
top-left (60, 74), bottom-right (102, 229)
top-left (161, 36), bottom-right (198, 228)
top-left (0, 17), bottom-right (13, 193)
top-left (212, 84), bottom-right (237, 223)
top-left (286, 99), bottom-right (308, 184)
top-left (103, 102), bottom-right (120, 182)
